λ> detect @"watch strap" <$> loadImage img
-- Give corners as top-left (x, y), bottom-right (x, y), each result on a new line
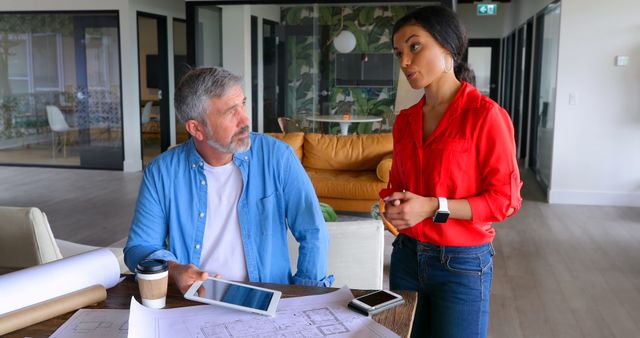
top-left (437, 197), bottom-right (448, 212)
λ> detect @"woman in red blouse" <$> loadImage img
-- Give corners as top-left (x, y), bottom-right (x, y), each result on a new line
top-left (382, 6), bottom-right (522, 338)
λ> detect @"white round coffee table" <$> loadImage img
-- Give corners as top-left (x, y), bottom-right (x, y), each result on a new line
top-left (305, 115), bottom-right (383, 135)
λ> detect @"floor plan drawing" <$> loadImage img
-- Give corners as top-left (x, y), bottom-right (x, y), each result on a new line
top-left (305, 307), bottom-right (341, 325)
top-left (50, 309), bottom-right (129, 338)
top-left (128, 288), bottom-right (400, 338)
top-left (180, 301), bottom-right (396, 338)
top-left (73, 320), bottom-right (112, 333)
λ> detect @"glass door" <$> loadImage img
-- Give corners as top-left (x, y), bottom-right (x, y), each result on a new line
top-left (0, 12), bottom-right (123, 169)
top-left (466, 39), bottom-right (500, 101)
top-left (262, 19), bottom-right (279, 133)
top-left (72, 15), bottom-right (123, 169)
top-left (530, 2), bottom-right (561, 193)
top-left (137, 12), bottom-right (170, 166)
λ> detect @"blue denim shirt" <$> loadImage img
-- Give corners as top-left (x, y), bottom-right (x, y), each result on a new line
top-left (124, 133), bottom-right (333, 287)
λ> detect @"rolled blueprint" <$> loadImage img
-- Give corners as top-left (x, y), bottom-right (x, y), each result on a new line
top-left (0, 248), bottom-right (120, 333)
top-left (0, 284), bottom-right (106, 335)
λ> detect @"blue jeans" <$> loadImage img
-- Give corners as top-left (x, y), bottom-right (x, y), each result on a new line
top-left (390, 234), bottom-right (494, 338)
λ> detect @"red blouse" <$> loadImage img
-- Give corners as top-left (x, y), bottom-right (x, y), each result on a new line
top-left (385, 82), bottom-right (522, 246)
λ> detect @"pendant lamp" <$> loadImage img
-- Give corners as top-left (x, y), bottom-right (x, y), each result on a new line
top-left (332, 7), bottom-right (356, 53)
top-left (333, 30), bottom-right (356, 53)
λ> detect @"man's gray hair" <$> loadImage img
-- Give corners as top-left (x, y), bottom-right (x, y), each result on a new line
top-left (174, 67), bottom-right (242, 123)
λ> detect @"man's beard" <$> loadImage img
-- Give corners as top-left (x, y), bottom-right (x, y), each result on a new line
top-left (206, 125), bottom-right (251, 153)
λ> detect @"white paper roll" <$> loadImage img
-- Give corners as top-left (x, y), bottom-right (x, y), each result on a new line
top-left (0, 248), bottom-right (120, 315)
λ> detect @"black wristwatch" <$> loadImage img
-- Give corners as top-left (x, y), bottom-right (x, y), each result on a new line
top-left (432, 197), bottom-right (450, 224)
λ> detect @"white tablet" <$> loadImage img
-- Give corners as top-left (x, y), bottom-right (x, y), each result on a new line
top-left (184, 277), bottom-right (281, 317)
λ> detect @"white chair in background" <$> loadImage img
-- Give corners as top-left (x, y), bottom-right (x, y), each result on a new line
top-left (46, 105), bottom-right (76, 158)
top-left (141, 101), bottom-right (153, 125)
top-left (141, 101), bottom-right (161, 131)
top-left (140, 101), bottom-right (160, 141)
top-left (0, 206), bottom-right (129, 275)
top-left (288, 220), bottom-right (384, 290)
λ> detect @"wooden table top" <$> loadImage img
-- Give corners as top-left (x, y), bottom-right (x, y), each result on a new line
top-left (8, 275), bottom-right (416, 337)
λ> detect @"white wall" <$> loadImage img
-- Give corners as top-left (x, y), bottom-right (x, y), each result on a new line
top-left (508, 0), bottom-right (556, 33)
top-left (251, 4), bottom-right (280, 23)
top-left (220, 5), bottom-right (253, 129)
top-left (550, 0), bottom-right (640, 206)
top-left (197, 6), bottom-right (223, 67)
top-left (462, 0), bottom-right (640, 206)
top-left (457, 3), bottom-right (513, 38)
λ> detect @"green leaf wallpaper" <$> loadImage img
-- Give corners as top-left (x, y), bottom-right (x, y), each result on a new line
top-left (281, 5), bottom-right (418, 133)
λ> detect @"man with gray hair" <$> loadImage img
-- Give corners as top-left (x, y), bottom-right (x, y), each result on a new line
top-left (124, 67), bottom-right (333, 293)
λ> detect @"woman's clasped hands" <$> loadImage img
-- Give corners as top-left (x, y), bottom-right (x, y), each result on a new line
top-left (382, 191), bottom-right (439, 230)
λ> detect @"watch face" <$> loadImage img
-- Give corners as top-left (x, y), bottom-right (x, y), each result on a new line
top-left (433, 211), bottom-right (450, 224)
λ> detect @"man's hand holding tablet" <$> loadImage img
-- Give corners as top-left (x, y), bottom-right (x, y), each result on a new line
top-left (168, 262), bottom-right (210, 295)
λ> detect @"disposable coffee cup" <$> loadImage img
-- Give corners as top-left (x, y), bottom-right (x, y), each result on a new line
top-left (136, 259), bottom-right (169, 309)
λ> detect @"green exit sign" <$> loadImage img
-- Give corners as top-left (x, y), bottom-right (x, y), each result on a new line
top-left (477, 3), bottom-right (498, 16)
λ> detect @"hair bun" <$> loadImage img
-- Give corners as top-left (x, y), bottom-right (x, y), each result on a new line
top-left (454, 61), bottom-right (475, 85)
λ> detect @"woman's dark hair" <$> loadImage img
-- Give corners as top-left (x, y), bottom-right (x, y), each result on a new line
top-left (392, 6), bottom-right (474, 84)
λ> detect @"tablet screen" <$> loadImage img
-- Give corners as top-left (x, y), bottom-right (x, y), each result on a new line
top-left (191, 279), bottom-right (274, 311)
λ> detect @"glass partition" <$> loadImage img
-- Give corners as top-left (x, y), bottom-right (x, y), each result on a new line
top-left (280, 5), bottom-right (411, 134)
top-left (0, 12), bottom-right (123, 169)
top-left (531, 3), bottom-right (561, 191)
top-left (188, 3), bottom-right (430, 135)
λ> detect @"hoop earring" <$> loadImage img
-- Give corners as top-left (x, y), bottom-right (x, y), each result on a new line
top-left (441, 55), bottom-right (453, 73)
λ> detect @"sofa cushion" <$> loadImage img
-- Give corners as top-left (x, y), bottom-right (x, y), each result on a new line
top-left (303, 133), bottom-right (392, 171)
top-left (306, 168), bottom-right (388, 200)
top-left (376, 154), bottom-right (393, 183)
top-left (266, 132), bottom-right (304, 161)
top-left (317, 197), bottom-right (378, 213)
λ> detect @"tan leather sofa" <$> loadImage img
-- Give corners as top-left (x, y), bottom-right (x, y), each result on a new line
top-left (268, 132), bottom-right (393, 212)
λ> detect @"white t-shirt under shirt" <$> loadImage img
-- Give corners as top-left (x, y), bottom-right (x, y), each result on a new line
top-left (199, 161), bottom-right (248, 281)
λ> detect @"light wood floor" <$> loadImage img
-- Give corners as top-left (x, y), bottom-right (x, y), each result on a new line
top-left (0, 166), bottom-right (141, 247)
top-left (1, 165), bottom-right (639, 337)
